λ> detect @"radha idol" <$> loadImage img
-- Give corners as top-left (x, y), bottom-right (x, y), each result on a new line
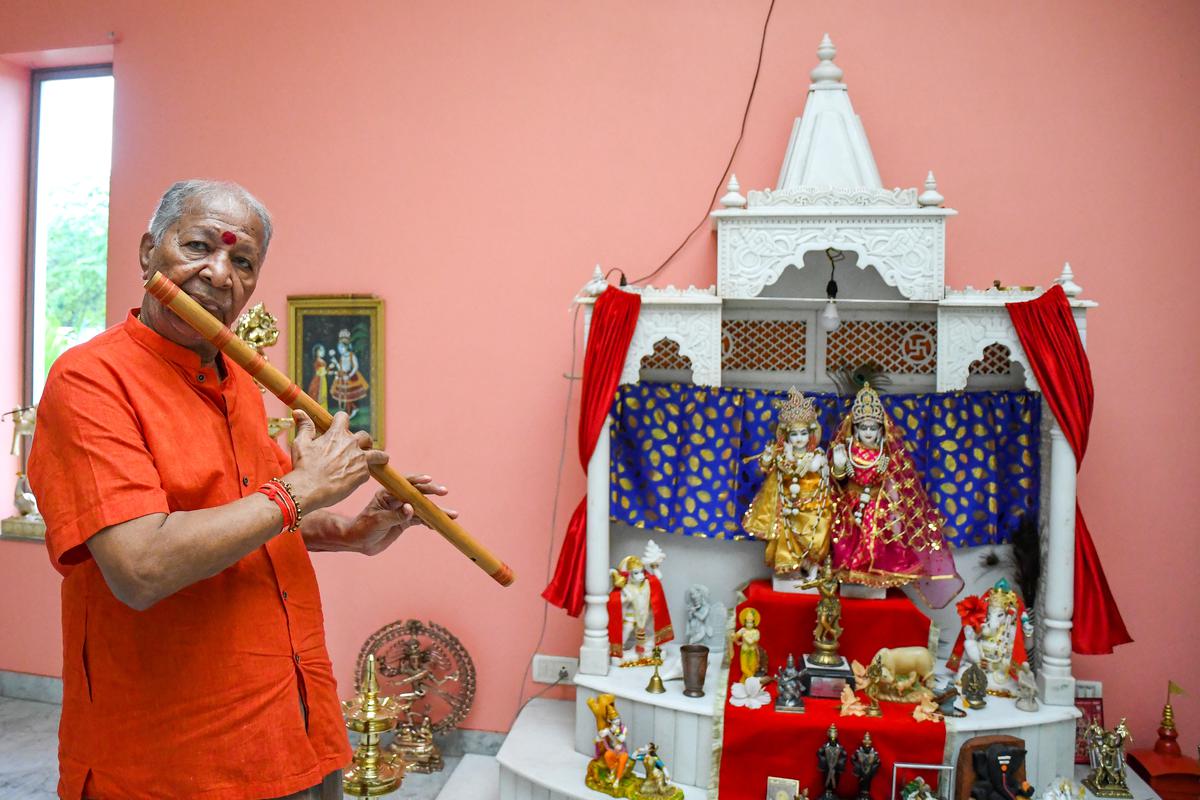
top-left (829, 383), bottom-right (962, 607)
top-left (743, 388), bottom-right (833, 582)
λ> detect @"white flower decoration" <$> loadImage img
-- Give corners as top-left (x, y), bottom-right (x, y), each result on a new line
top-left (729, 677), bottom-right (770, 710)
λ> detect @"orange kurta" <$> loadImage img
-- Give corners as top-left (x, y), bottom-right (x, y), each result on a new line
top-left (28, 310), bottom-right (352, 800)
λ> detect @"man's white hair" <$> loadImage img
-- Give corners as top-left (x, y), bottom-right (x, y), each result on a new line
top-left (148, 179), bottom-right (273, 259)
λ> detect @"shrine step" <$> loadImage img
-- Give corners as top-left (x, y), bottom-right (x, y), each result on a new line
top-left (497, 698), bottom-right (708, 800)
top-left (436, 753), bottom-right (499, 799)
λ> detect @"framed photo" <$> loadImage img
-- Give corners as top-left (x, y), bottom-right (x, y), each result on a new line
top-left (288, 295), bottom-right (384, 448)
top-left (1074, 697), bottom-right (1104, 764)
top-left (765, 776), bottom-right (801, 800)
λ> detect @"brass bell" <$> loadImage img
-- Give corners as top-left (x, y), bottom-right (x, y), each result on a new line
top-left (645, 663), bottom-right (667, 694)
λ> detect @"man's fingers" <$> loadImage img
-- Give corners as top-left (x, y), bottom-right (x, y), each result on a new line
top-left (406, 474), bottom-right (448, 496)
top-left (364, 449), bottom-right (389, 467)
top-left (292, 409), bottom-right (316, 442)
top-left (329, 411), bottom-right (351, 433)
top-left (354, 430), bottom-right (373, 450)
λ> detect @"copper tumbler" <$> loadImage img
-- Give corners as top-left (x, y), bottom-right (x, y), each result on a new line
top-left (680, 644), bottom-right (710, 697)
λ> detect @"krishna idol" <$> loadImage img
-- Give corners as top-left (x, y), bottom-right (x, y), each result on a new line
top-left (829, 383), bottom-right (962, 607)
top-left (743, 388), bottom-right (833, 583)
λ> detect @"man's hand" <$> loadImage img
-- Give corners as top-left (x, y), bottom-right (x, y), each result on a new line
top-left (300, 475), bottom-right (457, 555)
top-left (286, 410), bottom-right (388, 512)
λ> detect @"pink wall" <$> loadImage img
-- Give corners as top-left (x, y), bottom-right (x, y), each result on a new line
top-left (0, 1), bottom-right (1197, 742)
top-left (0, 57), bottom-right (28, 517)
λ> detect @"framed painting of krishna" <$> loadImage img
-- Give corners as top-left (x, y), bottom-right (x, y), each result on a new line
top-left (288, 295), bottom-right (384, 448)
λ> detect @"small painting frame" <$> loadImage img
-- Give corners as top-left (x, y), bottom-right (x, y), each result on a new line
top-left (765, 776), bottom-right (801, 800)
top-left (288, 295), bottom-right (384, 448)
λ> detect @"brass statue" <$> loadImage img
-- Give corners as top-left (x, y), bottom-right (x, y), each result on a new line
top-left (233, 302), bottom-right (280, 351)
top-left (342, 655), bottom-right (408, 796)
top-left (233, 303), bottom-right (291, 438)
top-left (1082, 718), bottom-right (1134, 798)
top-left (863, 659), bottom-right (883, 717)
top-left (359, 620), bottom-right (476, 776)
top-left (961, 663), bottom-right (988, 709)
top-left (798, 559), bottom-right (844, 666)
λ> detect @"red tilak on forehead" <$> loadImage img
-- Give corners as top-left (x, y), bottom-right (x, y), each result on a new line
top-left (220, 231), bottom-right (237, 245)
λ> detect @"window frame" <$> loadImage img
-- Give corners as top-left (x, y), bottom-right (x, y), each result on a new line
top-left (23, 62), bottom-right (114, 405)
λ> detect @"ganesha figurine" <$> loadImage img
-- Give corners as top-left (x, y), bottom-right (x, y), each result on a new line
top-left (743, 388), bottom-right (834, 587)
top-left (608, 553), bottom-right (673, 661)
top-left (829, 383), bottom-right (962, 607)
top-left (947, 578), bottom-right (1030, 691)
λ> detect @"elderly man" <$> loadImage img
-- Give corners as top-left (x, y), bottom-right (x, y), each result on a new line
top-left (28, 180), bottom-right (447, 799)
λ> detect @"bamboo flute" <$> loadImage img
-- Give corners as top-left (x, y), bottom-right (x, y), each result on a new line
top-left (144, 271), bottom-right (515, 587)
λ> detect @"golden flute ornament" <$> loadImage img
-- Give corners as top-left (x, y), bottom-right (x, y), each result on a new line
top-left (144, 271), bottom-right (515, 587)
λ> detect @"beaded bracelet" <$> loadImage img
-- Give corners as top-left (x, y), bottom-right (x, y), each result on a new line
top-left (257, 478), bottom-right (303, 532)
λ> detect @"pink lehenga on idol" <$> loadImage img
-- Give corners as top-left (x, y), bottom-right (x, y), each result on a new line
top-left (829, 383), bottom-right (962, 608)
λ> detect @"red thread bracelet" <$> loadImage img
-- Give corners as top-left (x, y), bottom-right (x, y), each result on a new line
top-left (257, 478), bottom-right (302, 532)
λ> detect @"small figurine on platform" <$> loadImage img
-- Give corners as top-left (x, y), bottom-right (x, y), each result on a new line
top-left (609, 554), bottom-right (673, 661)
top-left (864, 646), bottom-right (936, 703)
top-left (851, 733), bottom-right (881, 800)
top-left (2, 406), bottom-right (44, 540)
top-left (1082, 719), bottom-right (1134, 799)
top-left (961, 663), bottom-right (988, 709)
top-left (586, 694), bottom-right (639, 796)
top-left (947, 579), bottom-right (1029, 691)
top-left (733, 607), bottom-right (764, 681)
top-left (1015, 664), bottom-right (1039, 712)
top-left (798, 559), bottom-right (844, 667)
top-left (828, 383), bottom-right (961, 607)
top-left (391, 715), bottom-right (442, 773)
top-left (684, 584), bottom-right (725, 651)
top-left (743, 388), bottom-right (833, 583)
top-left (629, 742), bottom-right (685, 800)
top-left (817, 724), bottom-right (848, 800)
top-left (775, 654), bottom-right (804, 713)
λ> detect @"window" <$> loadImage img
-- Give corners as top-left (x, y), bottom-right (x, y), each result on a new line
top-left (25, 65), bottom-right (114, 403)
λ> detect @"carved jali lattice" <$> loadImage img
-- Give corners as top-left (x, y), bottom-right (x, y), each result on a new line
top-left (720, 319), bottom-right (807, 371)
top-left (640, 339), bottom-right (692, 371)
top-left (968, 342), bottom-right (1014, 375)
top-left (825, 320), bottom-right (938, 374)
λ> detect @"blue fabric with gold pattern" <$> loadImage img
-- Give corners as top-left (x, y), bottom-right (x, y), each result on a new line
top-left (610, 383), bottom-right (1039, 547)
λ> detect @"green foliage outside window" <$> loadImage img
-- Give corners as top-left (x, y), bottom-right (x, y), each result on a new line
top-left (43, 180), bottom-right (108, 379)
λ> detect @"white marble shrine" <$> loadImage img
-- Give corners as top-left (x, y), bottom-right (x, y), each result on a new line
top-left (498, 35), bottom-right (1091, 800)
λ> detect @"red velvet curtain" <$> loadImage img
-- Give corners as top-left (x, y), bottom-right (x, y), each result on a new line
top-left (1006, 285), bottom-right (1132, 654)
top-left (543, 287), bottom-right (642, 616)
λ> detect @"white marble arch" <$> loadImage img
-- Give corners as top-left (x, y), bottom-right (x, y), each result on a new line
top-left (714, 212), bottom-right (951, 301)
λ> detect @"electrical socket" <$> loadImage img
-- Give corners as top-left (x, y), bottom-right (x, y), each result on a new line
top-left (532, 654), bottom-right (578, 685)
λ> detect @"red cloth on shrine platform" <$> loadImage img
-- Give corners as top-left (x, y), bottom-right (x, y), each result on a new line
top-left (733, 580), bottom-right (933, 667)
top-left (717, 581), bottom-right (946, 800)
